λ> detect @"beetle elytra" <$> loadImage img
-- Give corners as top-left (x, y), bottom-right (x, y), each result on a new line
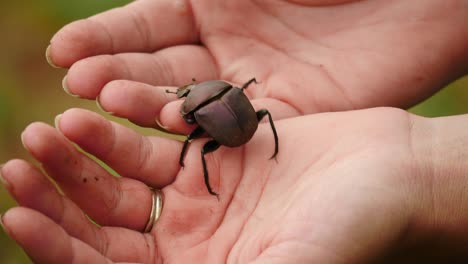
top-left (167, 78), bottom-right (278, 198)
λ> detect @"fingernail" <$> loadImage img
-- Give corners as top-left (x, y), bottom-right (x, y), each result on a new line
top-left (20, 131), bottom-right (26, 150)
top-left (0, 214), bottom-right (6, 232)
top-left (95, 96), bottom-right (113, 114)
top-left (155, 118), bottom-right (171, 132)
top-left (0, 164), bottom-right (9, 188)
top-left (20, 130), bottom-right (32, 153)
top-left (45, 45), bottom-right (61, 68)
top-left (62, 75), bottom-right (80, 98)
top-left (0, 213), bottom-right (13, 241)
top-left (54, 114), bottom-right (62, 129)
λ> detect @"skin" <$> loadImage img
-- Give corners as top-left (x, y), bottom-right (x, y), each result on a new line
top-left (48, 0), bottom-right (467, 131)
top-left (3, 108), bottom-right (468, 263)
top-left (1, 0), bottom-right (468, 263)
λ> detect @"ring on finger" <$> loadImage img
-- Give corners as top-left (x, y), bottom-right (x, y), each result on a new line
top-left (143, 188), bottom-right (163, 233)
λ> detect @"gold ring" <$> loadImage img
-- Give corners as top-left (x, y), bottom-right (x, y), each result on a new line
top-left (143, 188), bottom-right (163, 233)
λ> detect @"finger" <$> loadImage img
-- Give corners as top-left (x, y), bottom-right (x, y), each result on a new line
top-left (20, 122), bottom-right (154, 229)
top-left (159, 97), bottom-right (300, 135)
top-left (65, 45), bottom-right (217, 99)
top-left (98, 80), bottom-right (299, 133)
top-left (48, 0), bottom-right (198, 67)
top-left (1, 207), bottom-right (112, 264)
top-left (0, 159), bottom-right (99, 244)
top-left (0, 162), bottom-right (157, 263)
top-left (98, 81), bottom-right (177, 128)
top-left (57, 108), bottom-right (181, 186)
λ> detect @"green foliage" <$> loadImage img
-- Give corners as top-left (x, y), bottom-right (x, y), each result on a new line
top-left (410, 77), bottom-right (468, 117)
top-left (44, 0), bottom-right (132, 21)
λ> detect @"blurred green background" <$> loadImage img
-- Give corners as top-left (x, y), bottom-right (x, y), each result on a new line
top-left (0, 1), bottom-right (134, 263)
top-left (0, 1), bottom-right (467, 263)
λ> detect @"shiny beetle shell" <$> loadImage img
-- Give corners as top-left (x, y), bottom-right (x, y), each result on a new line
top-left (181, 80), bottom-right (232, 116)
top-left (194, 87), bottom-right (258, 147)
top-left (168, 78), bottom-right (279, 197)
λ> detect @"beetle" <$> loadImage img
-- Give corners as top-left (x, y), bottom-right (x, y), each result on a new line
top-left (167, 78), bottom-right (278, 198)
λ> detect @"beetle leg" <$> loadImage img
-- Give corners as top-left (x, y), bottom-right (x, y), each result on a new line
top-left (240, 78), bottom-right (258, 91)
top-left (180, 126), bottom-right (205, 167)
top-left (256, 109), bottom-right (279, 161)
top-left (201, 140), bottom-right (221, 199)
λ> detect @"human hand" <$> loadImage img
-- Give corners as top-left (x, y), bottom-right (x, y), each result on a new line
top-left (2, 107), bottom-right (468, 263)
top-left (46, 0), bottom-right (468, 131)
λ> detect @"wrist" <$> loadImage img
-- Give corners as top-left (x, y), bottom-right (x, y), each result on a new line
top-left (409, 114), bottom-right (468, 249)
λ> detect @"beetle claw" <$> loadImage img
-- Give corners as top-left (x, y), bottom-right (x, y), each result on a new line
top-left (208, 190), bottom-right (220, 201)
top-left (269, 155), bottom-right (278, 163)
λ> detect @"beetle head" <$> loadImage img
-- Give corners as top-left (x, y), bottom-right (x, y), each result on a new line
top-left (176, 83), bottom-right (195, 98)
top-left (182, 113), bottom-right (196, 124)
top-left (166, 84), bottom-right (194, 98)
top-left (166, 78), bottom-right (197, 98)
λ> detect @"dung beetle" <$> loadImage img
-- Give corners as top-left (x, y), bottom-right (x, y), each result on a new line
top-left (167, 78), bottom-right (278, 198)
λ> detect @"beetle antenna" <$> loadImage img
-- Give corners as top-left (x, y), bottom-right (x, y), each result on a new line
top-left (165, 89), bottom-right (177, 94)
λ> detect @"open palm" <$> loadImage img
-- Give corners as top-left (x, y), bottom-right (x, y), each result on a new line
top-left (49, 0), bottom-right (467, 131)
top-left (5, 107), bottom-right (468, 263)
